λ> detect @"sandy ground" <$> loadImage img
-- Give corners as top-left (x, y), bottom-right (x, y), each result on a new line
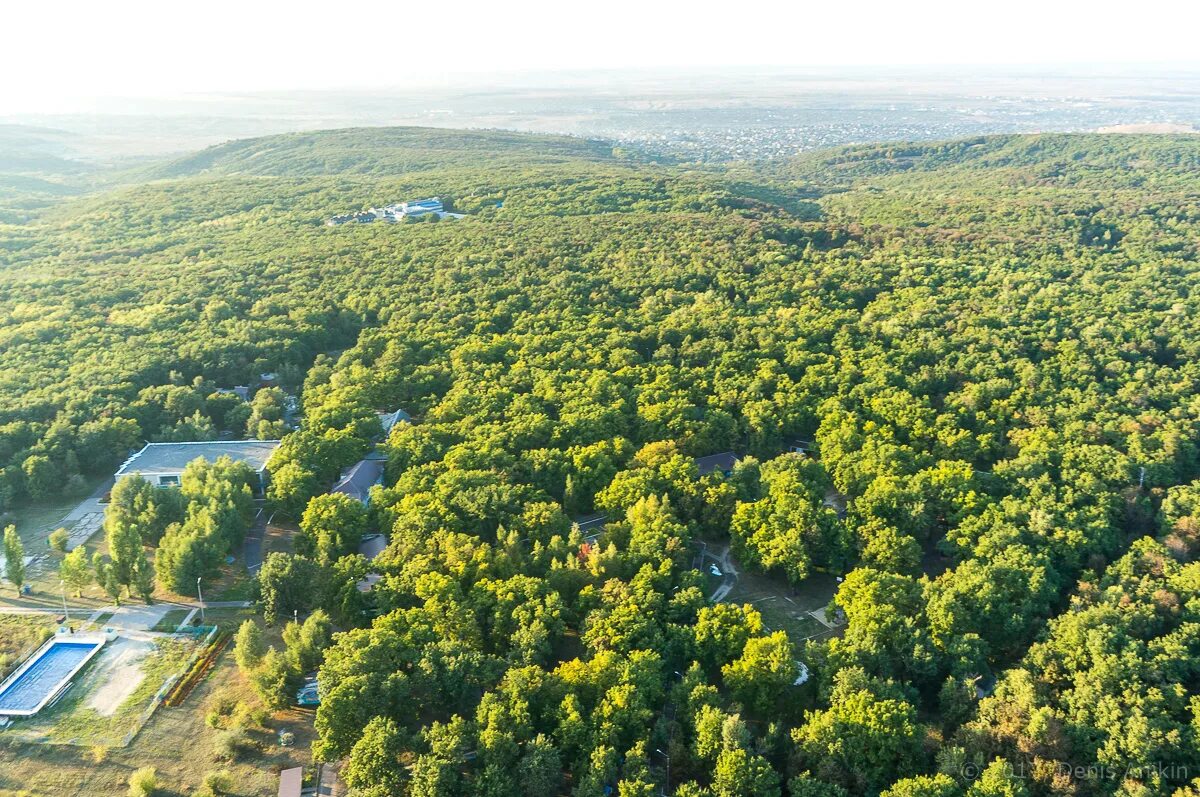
top-left (84, 637), bottom-right (153, 716)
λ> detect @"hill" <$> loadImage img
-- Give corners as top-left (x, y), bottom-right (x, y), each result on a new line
top-left (153, 126), bottom-right (631, 178)
top-left (778, 131), bottom-right (1200, 189)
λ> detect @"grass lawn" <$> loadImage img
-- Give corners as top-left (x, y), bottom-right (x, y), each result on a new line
top-left (0, 609), bottom-right (315, 796)
top-left (151, 609), bottom-right (193, 633)
top-left (723, 567), bottom-right (841, 645)
top-left (0, 614), bottom-right (56, 679)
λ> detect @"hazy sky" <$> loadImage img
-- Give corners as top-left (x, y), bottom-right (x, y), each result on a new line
top-left (3, 0), bottom-right (1198, 113)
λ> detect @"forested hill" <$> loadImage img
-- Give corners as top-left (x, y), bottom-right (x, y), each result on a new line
top-left (153, 126), bottom-right (633, 178)
top-left (2, 127), bottom-right (1200, 797)
top-left (777, 132), bottom-right (1200, 188)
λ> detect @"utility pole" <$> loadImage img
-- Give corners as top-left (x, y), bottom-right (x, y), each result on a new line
top-left (197, 576), bottom-right (205, 625)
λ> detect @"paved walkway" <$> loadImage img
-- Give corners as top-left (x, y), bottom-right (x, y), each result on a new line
top-left (60, 478), bottom-right (114, 552)
top-left (244, 507), bottom-right (267, 574)
top-left (707, 544), bottom-right (740, 603)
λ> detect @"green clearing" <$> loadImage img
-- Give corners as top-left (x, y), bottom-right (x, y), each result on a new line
top-left (722, 567), bottom-right (840, 645)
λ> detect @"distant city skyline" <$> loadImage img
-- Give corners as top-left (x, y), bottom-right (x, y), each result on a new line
top-left (3, 0), bottom-right (1199, 113)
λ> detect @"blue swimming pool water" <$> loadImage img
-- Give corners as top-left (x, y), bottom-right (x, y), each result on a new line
top-left (0, 641), bottom-right (100, 713)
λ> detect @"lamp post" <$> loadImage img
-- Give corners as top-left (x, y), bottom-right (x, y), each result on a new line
top-left (655, 748), bottom-right (671, 796)
top-left (197, 576), bottom-right (205, 625)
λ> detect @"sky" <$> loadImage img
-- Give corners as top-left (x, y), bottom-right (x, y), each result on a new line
top-left (3, 0), bottom-right (1199, 113)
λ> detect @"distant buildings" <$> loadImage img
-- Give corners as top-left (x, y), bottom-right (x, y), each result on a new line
top-left (115, 440), bottom-right (282, 492)
top-left (326, 197), bottom-right (466, 226)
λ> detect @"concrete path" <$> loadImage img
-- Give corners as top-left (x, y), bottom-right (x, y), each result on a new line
top-left (60, 478), bottom-right (115, 552)
top-left (243, 507), bottom-right (267, 574)
top-left (707, 544), bottom-right (740, 603)
top-left (0, 605), bottom-right (62, 615)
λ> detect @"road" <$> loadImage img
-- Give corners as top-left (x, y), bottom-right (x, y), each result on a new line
top-left (243, 506), bottom-right (267, 574)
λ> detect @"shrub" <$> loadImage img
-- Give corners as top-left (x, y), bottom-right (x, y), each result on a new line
top-left (212, 729), bottom-right (250, 762)
top-left (230, 699), bottom-right (269, 730)
top-left (202, 770), bottom-right (234, 795)
top-left (48, 528), bottom-right (69, 553)
top-left (127, 767), bottom-right (158, 797)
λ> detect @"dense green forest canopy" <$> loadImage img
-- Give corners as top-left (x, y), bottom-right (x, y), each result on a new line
top-left (3, 127), bottom-right (1200, 797)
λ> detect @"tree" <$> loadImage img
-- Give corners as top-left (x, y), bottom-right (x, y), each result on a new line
top-left (234, 619), bottom-right (267, 672)
top-left (517, 735), bottom-right (562, 797)
top-left (721, 631), bottom-right (797, 715)
top-left (791, 669), bottom-right (924, 793)
top-left (250, 647), bottom-right (292, 710)
top-left (299, 493), bottom-right (368, 565)
top-left (22, 454), bottom-right (58, 501)
top-left (964, 760), bottom-right (1027, 797)
top-left (104, 485), bottom-right (147, 594)
top-left (155, 522), bottom-right (220, 595)
top-left (881, 774), bottom-right (961, 797)
top-left (258, 553), bottom-right (323, 625)
top-left (60, 546), bottom-right (92, 596)
top-left (283, 609), bottom-right (333, 674)
top-left (713, 747), bottom-right (780, 797)
top-left (3, 525), bottom-right (25, 594)
top-left (266, 461), bottom-right (318, 519)
top-left (343, 715), bottom-right (408, 794)
top-left (132, 549), bottom-right (156, 603)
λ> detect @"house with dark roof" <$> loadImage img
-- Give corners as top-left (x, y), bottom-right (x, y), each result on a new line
top-left (694, 451), bottom-right (741, 477)
top-left (356, 533), bottom-right (388, 592)
top-left (115, 440), bottom-right (281, 493)
top-left (332, 458), bottom-right (385, 505)
top-left (377, 408), bottom-right (412, 437)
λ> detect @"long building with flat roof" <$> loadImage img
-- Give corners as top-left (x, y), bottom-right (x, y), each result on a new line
top-left (115, 440), bottom-right (281, 491)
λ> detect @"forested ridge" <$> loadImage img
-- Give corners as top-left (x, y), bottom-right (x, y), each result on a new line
top-left (3, 128), bottom-right (1200, 797)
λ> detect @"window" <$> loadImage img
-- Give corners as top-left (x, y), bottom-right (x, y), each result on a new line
top-left (158, 474), bottom-right (180, 487)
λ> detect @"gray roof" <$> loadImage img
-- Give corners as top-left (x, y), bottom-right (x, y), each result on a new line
top-left (332, 458), bottom-right (385, 503)
top-left (358, 534), bottom-right (387, 560)
top-left (116, 440), bottom-right (281, 477)
top-left (694, 451), bottom-right (741, 476)
top-left (378, 408), bottom-right (412, 435)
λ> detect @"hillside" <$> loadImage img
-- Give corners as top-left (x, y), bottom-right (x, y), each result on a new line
top-left (778, 132), bottom-right (1200, 188)
top-left (153, 126), bottom-right (632, 178)
top-left (1, 128), bottom-right (1199, 797)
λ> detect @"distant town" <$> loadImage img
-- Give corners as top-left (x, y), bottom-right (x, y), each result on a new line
top-left (325, 196), bottom-right (466, 226)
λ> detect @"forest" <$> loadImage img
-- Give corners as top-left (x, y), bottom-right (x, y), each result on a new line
top-left (1, 127), bottom-right (1200, 797)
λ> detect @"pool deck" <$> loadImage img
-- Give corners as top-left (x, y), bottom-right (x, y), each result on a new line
top-left (0, 633), bottom-right (106, 717)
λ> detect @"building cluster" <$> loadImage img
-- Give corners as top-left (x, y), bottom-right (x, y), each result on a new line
top-left (326, 197), bottom-right (465, 226)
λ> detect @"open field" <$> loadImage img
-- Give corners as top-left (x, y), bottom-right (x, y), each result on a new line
top-left (0, 609), bottom-right (315, 796)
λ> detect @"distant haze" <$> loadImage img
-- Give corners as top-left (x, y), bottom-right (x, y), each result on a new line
top-left (3, 0), bottom-right (1200, 113)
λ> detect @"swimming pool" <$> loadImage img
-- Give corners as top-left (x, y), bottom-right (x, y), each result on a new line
top-left (0, 635), bottom-right (106, 717)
